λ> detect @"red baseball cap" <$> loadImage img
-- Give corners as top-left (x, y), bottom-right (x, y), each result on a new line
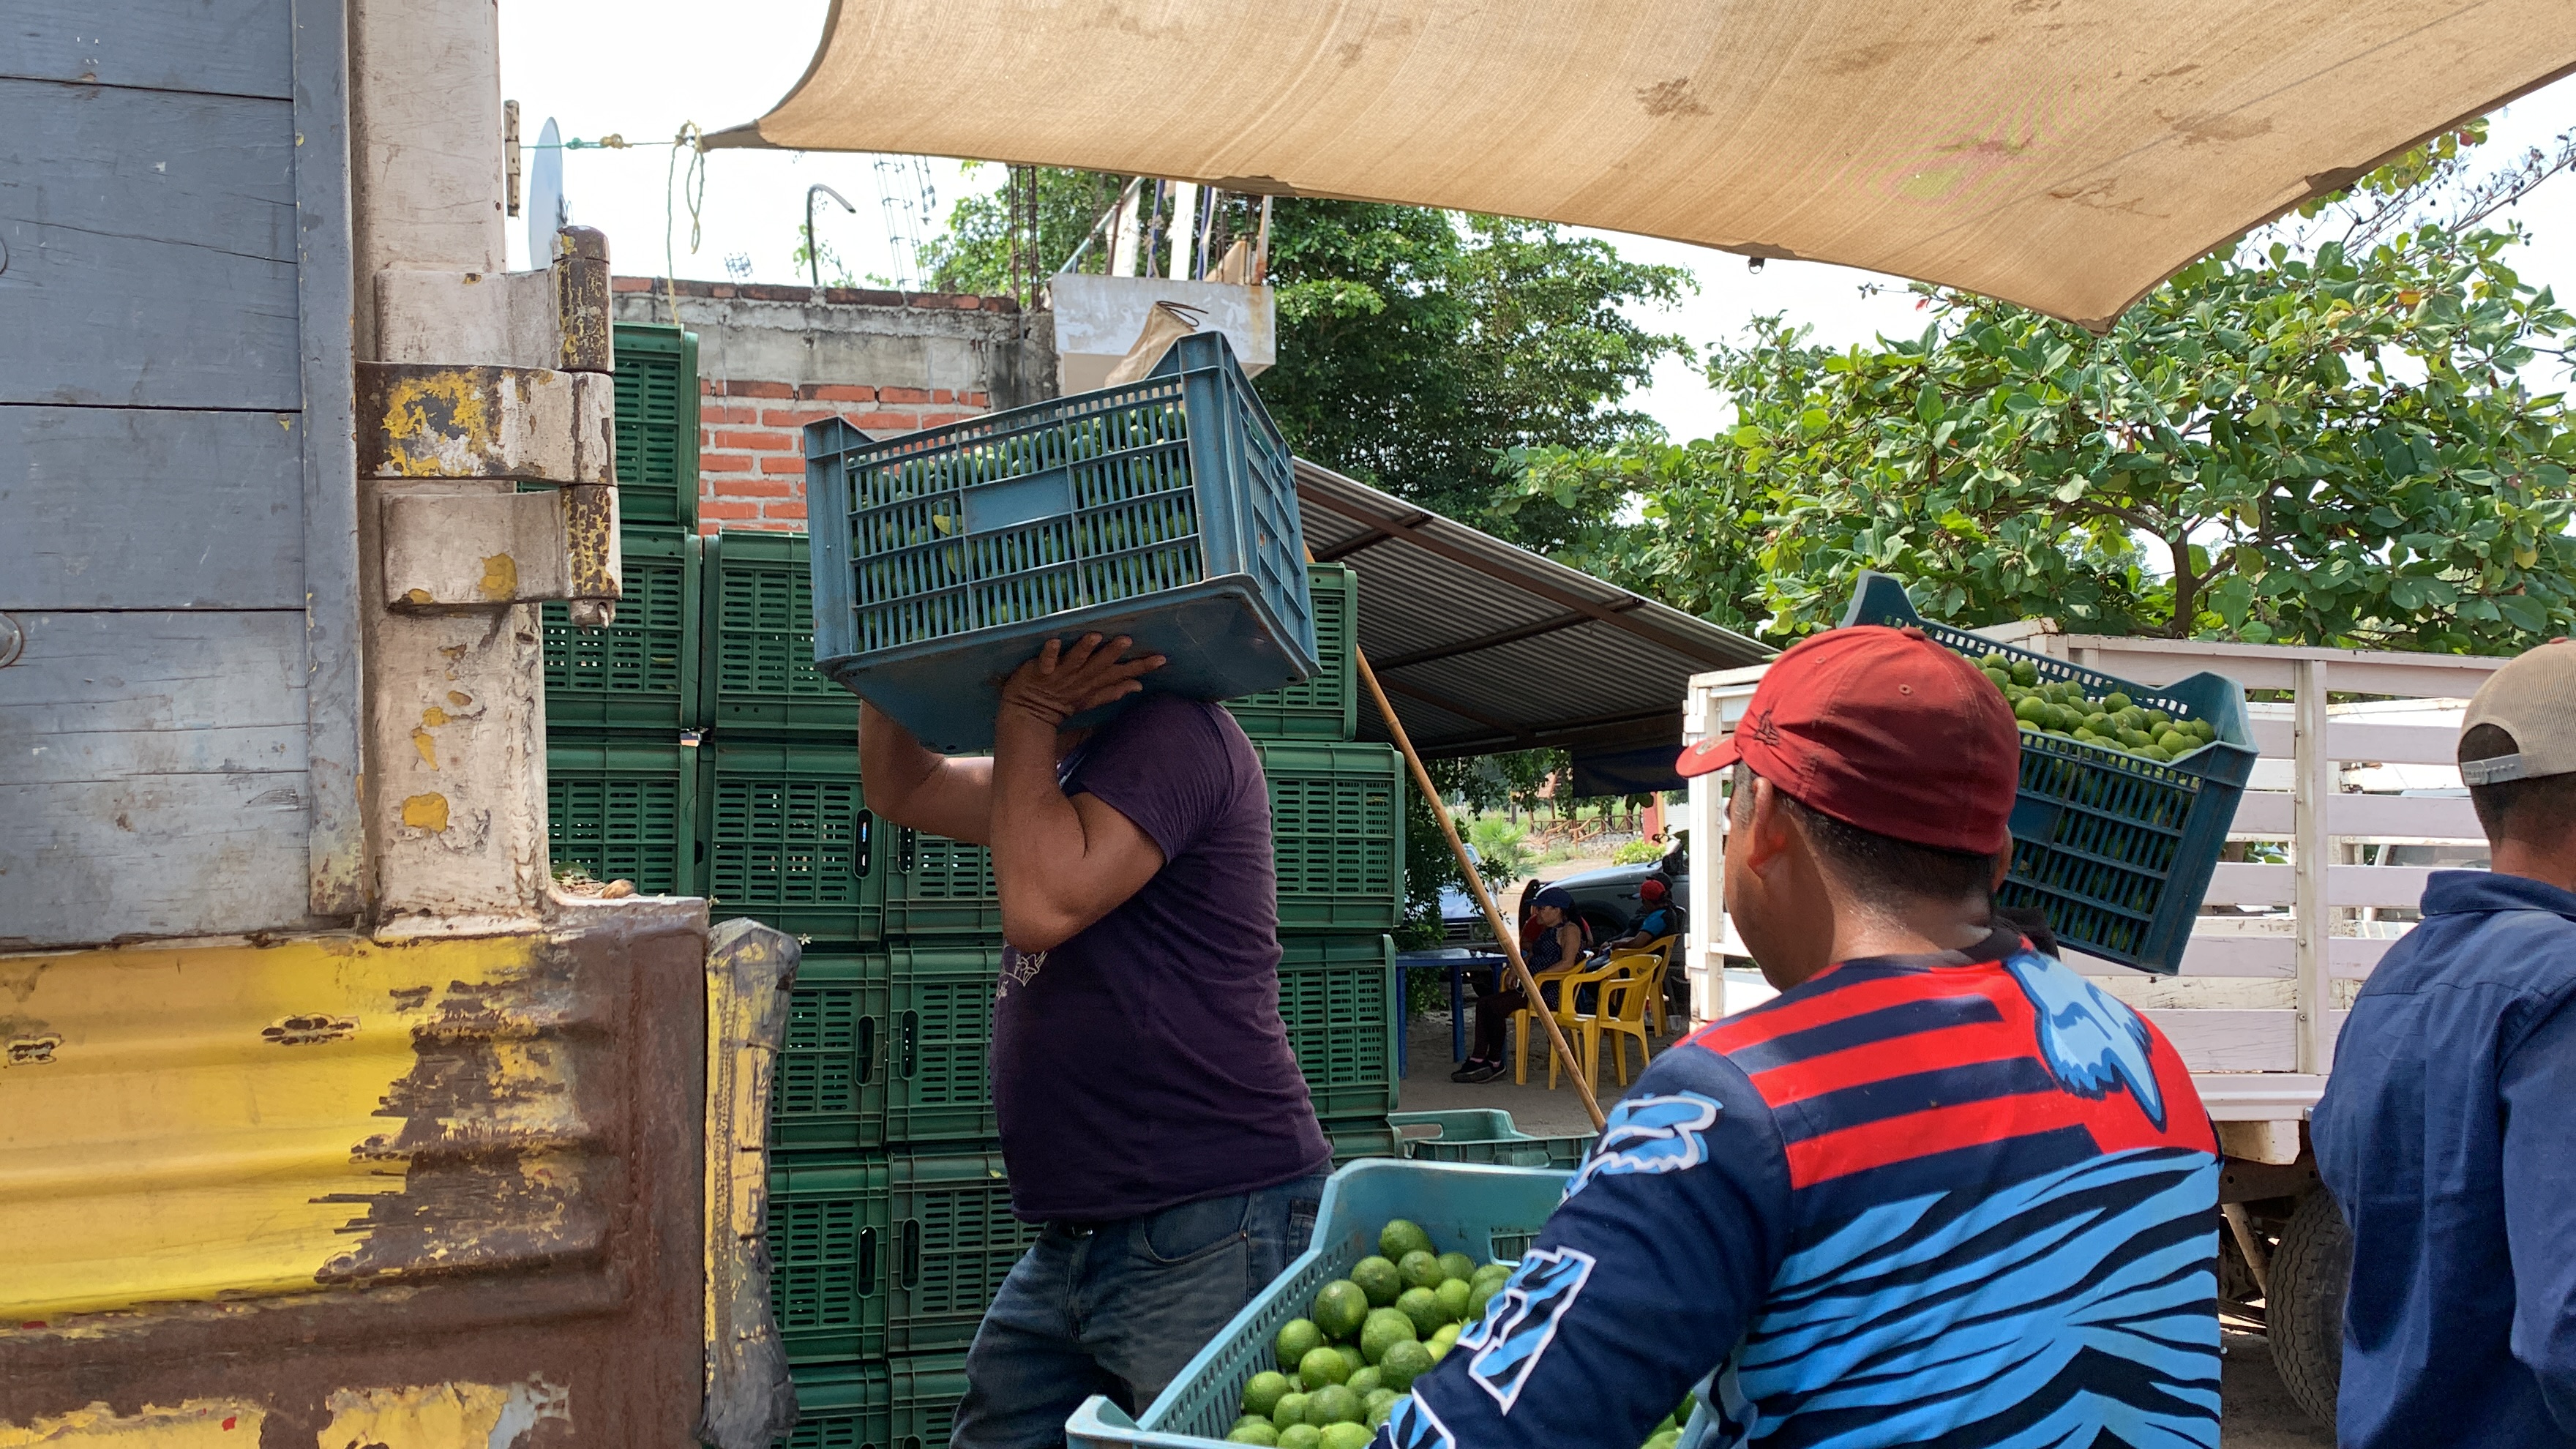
top-left (1675, 625), bottom-right (2021, 854)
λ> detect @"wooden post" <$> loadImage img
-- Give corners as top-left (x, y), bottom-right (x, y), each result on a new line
top-left (1356, 647), bottom-right (1606, 1131)
top-left (2293, 658), bottom-right (2333, 1076)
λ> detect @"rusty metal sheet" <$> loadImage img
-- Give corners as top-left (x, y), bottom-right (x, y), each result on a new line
top-left (697, 920), bottom-right (799, 1449)
top-left (0, 907), bottom-right (709, 1439)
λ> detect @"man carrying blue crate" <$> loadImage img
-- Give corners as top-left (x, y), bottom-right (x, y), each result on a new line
top-left (1371, 625), bottom-right (2223, 1449)
top-left (861, 632), bottom-right (1333, 1449)
top-left (2313, 639), bottom-right (2576, 1448)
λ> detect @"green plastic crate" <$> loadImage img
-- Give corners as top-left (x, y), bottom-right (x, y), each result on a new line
top-left (706, 531), bottom-right (861, 735)
top-left (774, 954), bottom-right (888, 1153)
top-left (1255, 741), bottom-right (1404, 931)
top-left (768, 1149), bottom-right (1038, 1361)
top-left (1226, 563), bottom-right (1358, 740)
top-left (885, 826), bottom-right (1002, 936)
top-left (771, 946), bottom-right (1002, 1150)
top-left (1391, 1108), bottom-right (1595, 1170)
top-left (544, 735), bottom-right (699, 896)
top-left (613, 323), bottom-right (700, 531)
top-left (542, 531), bottom-right (700, 731)
top-left (1278, 935), bottom-right (1398, 1120)
top-left (1321, 1115), bottom-right (1403, 1166)
top-left (779, 1355), bottom-right (970, 1449)
top-left (703, 739), bottom-right (883, 940)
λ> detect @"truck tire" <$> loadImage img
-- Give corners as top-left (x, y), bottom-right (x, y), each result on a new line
top-left (2269, 1187), bottom-right (2351, 1431)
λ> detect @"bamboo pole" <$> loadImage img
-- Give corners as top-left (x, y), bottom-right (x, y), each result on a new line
top-left (1357, 646), bottom-right (1606, 1131)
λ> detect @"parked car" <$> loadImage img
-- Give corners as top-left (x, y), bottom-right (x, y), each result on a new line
top-left (1439, 832), bottom-right (1688, 946)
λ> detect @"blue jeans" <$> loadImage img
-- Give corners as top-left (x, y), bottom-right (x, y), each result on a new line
top-left (951, 1174), bottom-right (1329, 1449)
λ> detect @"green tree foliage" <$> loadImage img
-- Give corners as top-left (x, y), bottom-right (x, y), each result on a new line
top-left (919, 166), bottom-right (1129, 295)
top-left (1514, 225), bottom-right (2576, 651)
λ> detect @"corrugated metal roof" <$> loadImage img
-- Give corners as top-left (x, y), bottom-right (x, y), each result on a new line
top-left (1294, 459), bottom-right (1772, 760)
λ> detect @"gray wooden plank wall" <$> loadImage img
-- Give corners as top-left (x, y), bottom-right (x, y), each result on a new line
top-left (0, 1), bottom-right (321, 948)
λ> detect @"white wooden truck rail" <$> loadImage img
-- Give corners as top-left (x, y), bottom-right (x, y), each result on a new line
top-left (1683, 632), bottom-right (2503, 1162)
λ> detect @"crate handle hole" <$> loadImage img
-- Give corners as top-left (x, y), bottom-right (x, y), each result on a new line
top-left (856, 1016), bottom-right (878, 1085)
top-left (899, 1218), bottom-right (922, 1289)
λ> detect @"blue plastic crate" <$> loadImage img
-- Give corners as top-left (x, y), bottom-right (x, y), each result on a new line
top-left (806, 332), bottom-right (1317, 753)
top-left (1064, 1160), bottom-right (1570, 1448)
top-left (1838, 572), bottom-right (2255, 974)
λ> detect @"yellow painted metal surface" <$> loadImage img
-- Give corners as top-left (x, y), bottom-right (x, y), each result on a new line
top-left (0, 935), bottom-right (574, 1323)
top-left (0, 1402), bottom-right (262, 1446)
top-left (314, 1381), bottom-right (566, 1448)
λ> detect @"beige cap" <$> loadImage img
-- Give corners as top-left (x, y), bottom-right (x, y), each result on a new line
top-left (2460, 638), bottom-right (2576, 785)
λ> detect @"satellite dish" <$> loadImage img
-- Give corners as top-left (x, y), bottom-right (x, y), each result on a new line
top-left (528, 117), bottom-right (566, 266)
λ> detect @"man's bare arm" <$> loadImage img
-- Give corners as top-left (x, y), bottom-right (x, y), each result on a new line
top-left (987, 634), bottom-right (1167, 953)
top-left (858, 703), bottom-right (997, 845)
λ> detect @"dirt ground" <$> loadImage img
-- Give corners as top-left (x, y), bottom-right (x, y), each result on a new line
top-left (1392, 1009), bottom-right (2336, 1443)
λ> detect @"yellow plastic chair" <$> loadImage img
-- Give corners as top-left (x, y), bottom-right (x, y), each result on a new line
top-left (1524, 951), bottom-right (1650, 1091)
top-left (1580, 953), bottom-right (1661, 1092)
top-left (1510, 964), bottom-right (1583, 1087)
top-left (1628, 935), bottom-right (1680, 1036)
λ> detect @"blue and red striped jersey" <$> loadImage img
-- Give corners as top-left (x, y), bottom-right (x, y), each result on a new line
top-left (1374, 928), bottom-right (2221, 1449)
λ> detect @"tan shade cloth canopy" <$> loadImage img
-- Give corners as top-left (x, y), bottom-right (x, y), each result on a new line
top-left (711, 1), bottom-right (2575, 329)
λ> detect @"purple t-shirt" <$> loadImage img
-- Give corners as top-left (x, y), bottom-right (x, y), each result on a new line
top-left (991, 695), bottom-right (1331, 1222)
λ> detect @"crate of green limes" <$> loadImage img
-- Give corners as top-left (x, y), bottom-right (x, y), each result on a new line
top-left (1838, 572), bottom-right (2255, 976)
top-left (1064, 1160), bottom-right (1568, 1448)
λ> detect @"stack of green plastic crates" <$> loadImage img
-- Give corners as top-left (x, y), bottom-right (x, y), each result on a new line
top-left (543, 323), bottom-right (704, 899)
top-left (1230, 564), bottom-right (1407, 1164)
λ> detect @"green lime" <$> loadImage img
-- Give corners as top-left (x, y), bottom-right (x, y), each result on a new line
top-left (1277, 1425), bottom-right (1322, 1449)
top-left (1427, 1321), bottom-right (1461, 1361)
top-left (1227, 1422), bottom-right (1281, 1446)
top-left (1980, 651), bottom-right (2008, 670)
top-left (1675, 1393), bottom-right (1698, 1425)
top-left (2012, 659), bottom-right (2037, 686)
top-left (1336, 1344), bottom-right (1364, 1377)
top-left (1397, 1250), bottom-right (1444, 1292)
top-left (1434, 1251), bottom-right (1475, 1283)
top-left (1360, 1306), bottom-right (1417, 1364)
top-left (1243, 1371), bottom-right (1294, 1420)
top-left (1276, 1319), bottom-right (1324, 1374)
top-left (1272, 1393), bottom-right (1310, 1432)
top-left (2145, 708), bottom-right (2171, 729)
top-left (1350, 1255), bottom-right (1402, 1307)
top-left (1379, 1219), bottom-right (1435, 1262)
top-left (1433, 1278), bottom-right (1471, 1323)
top-left (1320, 1423), bottom-right (1374, 1449)
top-left (1304, 1385), bottom-right (1363, 1428)
top-left (1644, 1433), bottom-right (1680, 1449)
top-left (1363, 1388), bottom-right (1399, 1423)
top-left (1312, 1279), bottom-right (1369, 1342)
top-left (1344, 1366), bottom-right (1381, 1397)
top-left (2012, 695), bottom-right (2046, 723)
top-left (2104, 691), bottom-right (2132, 711)
top-left (1298, 1346), bottom-right (1349, 1389)
top-left (1397, 1286), bottom-right (1446, 1338)
top-left (1378, 1336), bottom-right (1435, 1392)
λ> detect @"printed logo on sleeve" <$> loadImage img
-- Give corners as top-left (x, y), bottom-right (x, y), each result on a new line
top-left (1456, 1247), bottom-right (1597, 1414)
top-left (1376, 1393), bottom-right (1456, 1449)
top-left (1566, 1092), bottom-right (1723, 1197)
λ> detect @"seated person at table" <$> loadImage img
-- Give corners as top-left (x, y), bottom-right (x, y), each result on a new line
top-left (1603, 875), bottom-right (1682, 954)
top-left (1453, 886), bottom-right (1587, 1084)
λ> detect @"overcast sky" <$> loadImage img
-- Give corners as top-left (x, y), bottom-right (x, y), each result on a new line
top-left (501, 1), bottom-right (2576, 441)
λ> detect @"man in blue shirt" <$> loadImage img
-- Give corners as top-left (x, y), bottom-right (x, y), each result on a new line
top-left (2315, 638), bottom-right (2576, 1447)
top-left (1373, 626), bottom-right (2221, 1449)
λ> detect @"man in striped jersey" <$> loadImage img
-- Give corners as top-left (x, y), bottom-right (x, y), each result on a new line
top-left (1371, 625), bottom-right (2221, 1449)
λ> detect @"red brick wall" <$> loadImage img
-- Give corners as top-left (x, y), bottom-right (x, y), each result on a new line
top-left (694, 379), bottom-right (992, 534)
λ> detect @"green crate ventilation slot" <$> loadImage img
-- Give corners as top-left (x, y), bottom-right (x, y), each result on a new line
top-left (546, 769), bottom-right (684, 895)
top-left (902, 1172), bottom-right (1039, 1325)
top-left (1280, 954), bottom-right (1393, 1117)
top-left (842, 389), bottom-right (1208, 651)
top-left (898, 970), bottom-right (995, 1123)
top-left (542, 549), bottom-right (686, 697)
top-left (779, 983), bottom-right (869, 1122)
top-left (708, 772), bottom-right (867, 909)
top-left (612, 334), bottom-right (692, 528)
top-left (1262, 746), bottom-right (1402, 926)
top-left (782, 1358), bottom-right (970, 1449)
top-left (719, 543), bottom-right (844, 700)
top-left (769, 1194), bottom-right (876, 1339)
top-left (1228, 565), bottom-right (1354, 738)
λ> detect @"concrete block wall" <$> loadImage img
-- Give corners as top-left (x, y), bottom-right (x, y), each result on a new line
top-left (610, 277), bottom-right (1057, 536)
